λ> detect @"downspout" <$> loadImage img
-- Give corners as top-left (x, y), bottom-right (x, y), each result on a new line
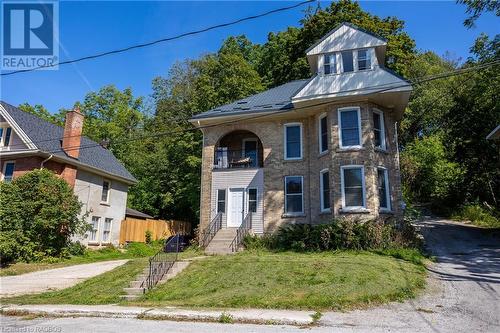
top-left (308, 119), bottom-right (313, 225)
top-left (40, 154), bottom-right (53, 169)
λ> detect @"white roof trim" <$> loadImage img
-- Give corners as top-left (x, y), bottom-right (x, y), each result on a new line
top-left (0, 103), bottom-right (37, 150)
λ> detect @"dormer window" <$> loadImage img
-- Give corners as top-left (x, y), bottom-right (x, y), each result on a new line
top-left (341, 51), bottom-right (354, 73)
top-left (324, 53), bottom-right (337, 75)
top-left (357, 49), bottom-right (371, 70)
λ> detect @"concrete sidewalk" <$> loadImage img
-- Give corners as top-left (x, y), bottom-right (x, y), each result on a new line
top-left (0, 260), bottom-right (128, 297)
top-left (0, 304), bottom-right (316, 326)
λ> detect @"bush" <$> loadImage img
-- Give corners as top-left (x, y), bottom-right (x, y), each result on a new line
top-left (452, 204), bottom-right (500, 228)
top-left (145, 230), bottom-right (153, 244)
top-left (244, 218), bottom-right (421, 252)
top-left (0, 169), bottom-right (88, 265)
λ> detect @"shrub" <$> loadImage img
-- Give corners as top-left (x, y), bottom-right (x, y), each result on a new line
top-left (145, 230), bottom-right (153, 244)
top-left (452, 204), bottom-right (500, 228)
top-left (244, 218), bottom-right (421, 252)
top-left (0, 169), bottom-right (88, 265)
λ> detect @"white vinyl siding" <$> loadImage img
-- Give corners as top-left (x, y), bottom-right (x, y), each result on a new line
top-left (373, 109), bottom-right (386, 150)
top-left (284, 176), bottom-right (304, 215)
top-left (318, 113), bottom-right (328, 154)
top-left (338, 107), bottom-right (362, 149)
top-left (340, 165), bottom-right (366, 210)
top-left (377, 168), bottom-right (391, 211)
top-left (211, 169), bottom-right (264, 233)
top-left (320, 169), bottom-right (331, 212)
top-left (284, 123), bottom-right (303, 160)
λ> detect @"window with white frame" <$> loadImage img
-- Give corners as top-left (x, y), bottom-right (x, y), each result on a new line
top-left (357, 49), bottom-right (371, 70)
top-left (284, 123), bottom-right (302, 160)
top-left (377, 168), bottom-right (391, 210)
top-left (323, 53), bottom-right (337, 75)
top-left (319, 114), bottom-right (328, 153)
top-left (248, 188), bottom-right (257, 213)
top-left (102, 218), bottom-right (112, 243)
top-left (217, 189), bottom-right (226, 213)
top-left (89, 216), bottom-right (100, 242)
top-left (341, 166), bottom-right (366, 209)
top-left (338, 107), bottom-right (362, 148)
top-left (373, 109), bottom-right (386, 150)
top-left (0, 127), bottom-right (12, 147)
top-left (320, 169), bottom-right (331, 212)
top-left (2, 161), bottom-right (15, 182)
top-left (341, 50), bottom-right (354, 72)
top-left (285, 176), bottom-right (303, 214)
top-left (101, 180), bottom-right (110, 203)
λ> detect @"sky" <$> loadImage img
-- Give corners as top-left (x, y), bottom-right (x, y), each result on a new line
top-left (1, 0), bottom-right (498, 113)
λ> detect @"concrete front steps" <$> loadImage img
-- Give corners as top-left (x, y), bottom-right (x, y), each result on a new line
top-left (204, 228), bottom-right (240, 255)
top-left (121, 261), bottom-right (192, 301)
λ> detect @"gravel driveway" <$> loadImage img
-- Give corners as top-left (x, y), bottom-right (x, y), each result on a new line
top-left (321, 218), bottom-right (500, 332)
top-left (0, 260), bottom-right (128, 297)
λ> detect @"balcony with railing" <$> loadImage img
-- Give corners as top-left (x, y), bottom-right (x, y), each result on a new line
top-left (214, 130), bottom-right (263, 170)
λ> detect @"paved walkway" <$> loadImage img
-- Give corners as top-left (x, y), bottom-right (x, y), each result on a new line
top-left (0, 260), bottom-right (128, 297)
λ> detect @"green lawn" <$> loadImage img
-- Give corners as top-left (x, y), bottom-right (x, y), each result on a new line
top-left (0, 242), bottom-right (162, 277)
top-left (4, 258), bottom-right (149, 305)
top-left (4, 250), bottom-right (426, 310)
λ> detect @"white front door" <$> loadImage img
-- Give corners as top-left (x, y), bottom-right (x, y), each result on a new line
top-left (227, 188), bottom-right (244, 227)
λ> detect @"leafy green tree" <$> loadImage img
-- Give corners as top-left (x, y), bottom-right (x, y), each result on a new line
top-left (0, 169), bottom-right (87, 264)
top-left (457, 0), bottom-right (500, 28)
top-left (18, 103), bottom-right (64, 126)
top-left (400, 135), bottom-right (465, 207)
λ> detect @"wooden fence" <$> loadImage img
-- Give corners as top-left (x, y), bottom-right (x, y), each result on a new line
top-left (119, 218), bottom-right (191, 244)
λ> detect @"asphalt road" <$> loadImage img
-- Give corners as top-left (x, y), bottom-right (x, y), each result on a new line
top-left (1, 218), bottom-right (499, 333)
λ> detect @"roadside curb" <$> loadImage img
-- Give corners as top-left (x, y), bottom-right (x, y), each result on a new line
top-left (1, 304), bottom-right (315, 326)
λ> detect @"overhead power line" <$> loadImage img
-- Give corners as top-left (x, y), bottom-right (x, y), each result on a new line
top-left (0, 0), bottom-right (314, 77)
top-left (4, 58), bottom-right (498, 151)
top-left (31, 58), bottom-right (498, 155)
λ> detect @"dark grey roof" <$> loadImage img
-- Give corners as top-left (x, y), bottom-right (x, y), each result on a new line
top-left (191, 79), bottom-right (310, 120)
top-left (305, 22), bottom-right (387, 54)
top-left (1, 101), bottom-right (136, 183)
top-left (125, 207), bottom-right (153, 219)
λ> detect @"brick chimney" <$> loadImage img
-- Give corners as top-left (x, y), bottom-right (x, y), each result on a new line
top-left (62, 107), bottom-right (84, 159)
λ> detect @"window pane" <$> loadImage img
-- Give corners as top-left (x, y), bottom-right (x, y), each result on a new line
top-left (0, 128), bottom-right (3, 144)
top-left (286, 195), bottom-right (303, 213)
top-left (345, 187), bottom-right (364, 207)
top-left (373, 113), bottom-right (381, 130)
top-left (4, 128), bottom-right (12, 146)
top-left (341, 51), bottom-right (354, 72)
top-left (322, 171), bottom-right (330, 210)
top-left (217, 189), bottom-right (226, 213)
top-left (343, 168), bottom-right (364, 207)
top-left (340, 110), bottom-right (360, 146)
top-left (248, 188), bottom-right (257, 213)
top-left (286, 125), bottom-right (301, 158)
top-left (324, 64), bottom-right (331, 75)
top-left (358, 49), bottom-right (371, 70)
top-left (378, 170), bottom-right (388, 208)
top-left (286, 177), bottom-right (302, 194)
top-left (320, 116), bottom-right (328, 152)
top-left (344, 168), bottom-right (362, 187)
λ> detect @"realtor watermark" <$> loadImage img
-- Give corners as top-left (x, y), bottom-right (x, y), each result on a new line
top-left (1, 0), bottom-right (59, 71)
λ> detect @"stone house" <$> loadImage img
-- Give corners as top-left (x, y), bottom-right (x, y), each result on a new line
top-left (190, 23), bottom-right (412, 252)
top-left (0, 101), bottom-right (137, 246)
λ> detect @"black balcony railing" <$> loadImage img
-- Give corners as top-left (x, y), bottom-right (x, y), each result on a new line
top-left (214, 148), bottom-right (261, 169)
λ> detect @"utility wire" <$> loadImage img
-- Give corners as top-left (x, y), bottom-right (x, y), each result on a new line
top-left (0, 0), bottom-right (315, 77)
top-left (4, 58), bottom-right (498, 151)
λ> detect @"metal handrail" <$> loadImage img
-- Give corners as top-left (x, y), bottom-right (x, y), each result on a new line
top-left (201, 212), bottom-right (222, 248)
top-left (229, 212), bottom-right (252, 252)
top-left (141, 234), bottom-right (180, 291)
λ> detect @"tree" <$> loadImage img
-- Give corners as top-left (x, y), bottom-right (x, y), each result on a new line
top-left (457, 0), bottom-right (500, 28)
top-left (18, 103), bottom-right (64, 126)
top-left (0, 169), bottom-right (87, 264)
